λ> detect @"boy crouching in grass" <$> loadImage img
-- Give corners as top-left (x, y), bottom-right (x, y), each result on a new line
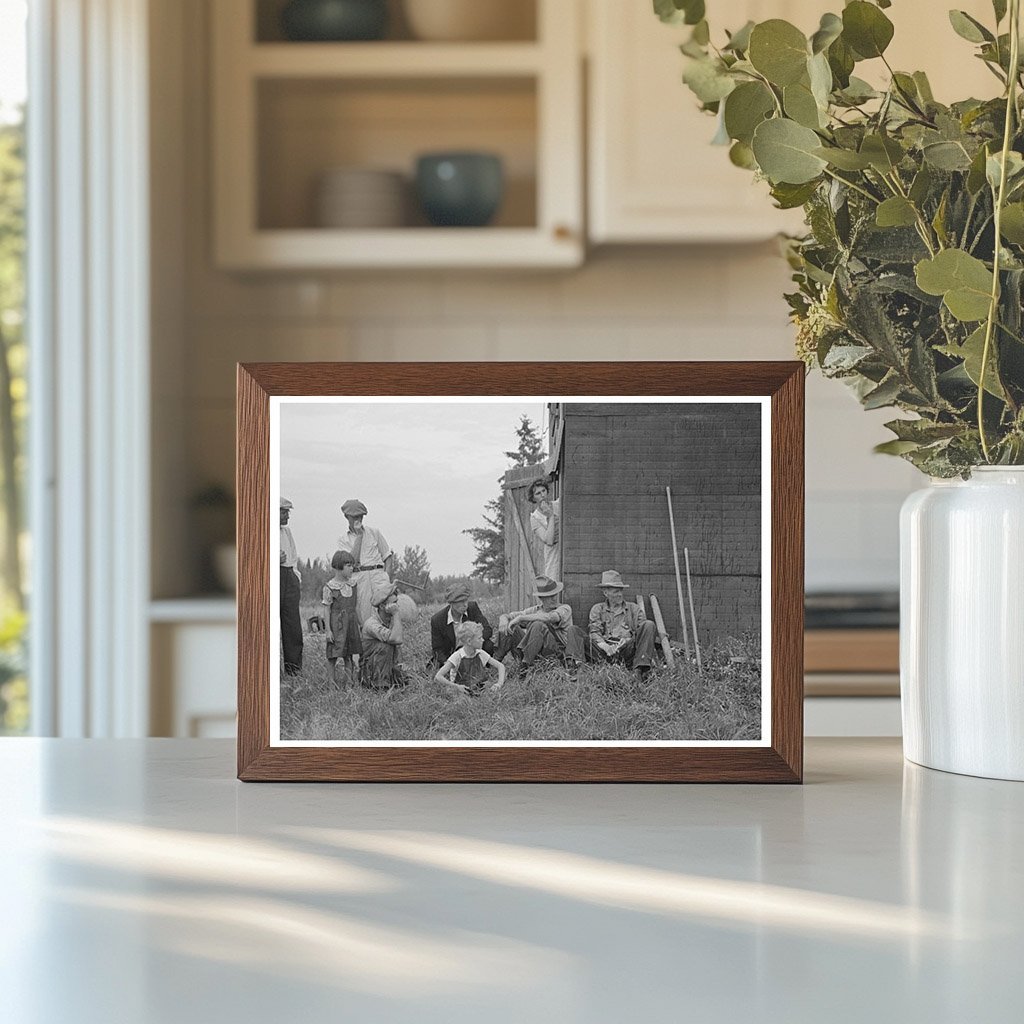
top-left (435, 621), bottom-right (506, 696)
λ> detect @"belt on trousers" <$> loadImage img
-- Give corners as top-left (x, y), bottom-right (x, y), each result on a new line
top-left (358, 563), bottom-right (385, 571)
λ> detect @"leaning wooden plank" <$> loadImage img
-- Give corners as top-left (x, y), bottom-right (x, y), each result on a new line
top-left (649, 594), bottom-right (675, 671)
top-left (507, 490), bottom-right (538, 578)
top-left (666, 486), bottom-right (692, 661)
top-left (684, 546), bottom-right (703, 674)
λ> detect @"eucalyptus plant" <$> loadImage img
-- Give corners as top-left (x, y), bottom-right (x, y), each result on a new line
top-left (657, 0), bottom-right (1024, 476)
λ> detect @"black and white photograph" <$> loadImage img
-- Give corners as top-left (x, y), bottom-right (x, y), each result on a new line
top-left (270, 396), bottom-right (770, 746)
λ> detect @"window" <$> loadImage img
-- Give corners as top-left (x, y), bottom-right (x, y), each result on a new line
top-left (0, 0), bottom-right (28, 734)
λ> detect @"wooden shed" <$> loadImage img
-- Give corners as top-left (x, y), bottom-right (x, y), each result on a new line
top-left (503, 402), bottom-right (762, 646)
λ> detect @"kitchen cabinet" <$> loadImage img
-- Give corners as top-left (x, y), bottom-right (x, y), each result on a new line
top-left (586, 0), bottom-right (999, 244)
top-left (211, 0), bottom-right (583, 269)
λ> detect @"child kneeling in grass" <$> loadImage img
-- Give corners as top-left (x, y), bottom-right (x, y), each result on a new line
top-left (435, 621), bottom-right (505, 695)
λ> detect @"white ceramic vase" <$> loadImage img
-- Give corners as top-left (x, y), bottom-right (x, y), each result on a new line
top-left (900, 467), bottom-right (1024, 781)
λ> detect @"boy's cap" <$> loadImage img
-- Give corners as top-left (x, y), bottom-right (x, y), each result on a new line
top-left (342, 499), bottom-right (368, 516)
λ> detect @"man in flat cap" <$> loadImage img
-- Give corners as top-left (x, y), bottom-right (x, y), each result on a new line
top-left (494, 576), bottom-right (586, 674)
top-left (279, 497), bottom-right (303, 675)
top-left (586, 570), bottom-right (657, 676)
top-left (429, 582), bottom-right (494, 669)
top-left (338, 499), bottom-right (393, 625)
top-left (359, 582), bottom-right (408, 690)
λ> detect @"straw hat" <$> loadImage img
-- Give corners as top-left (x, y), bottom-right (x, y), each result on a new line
top-left (533, 576), bottom-right (564, 597)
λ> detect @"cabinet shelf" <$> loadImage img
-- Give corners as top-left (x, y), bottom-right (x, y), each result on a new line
top-left (249, 42), bottom-right (544, 78)
top-left (212, 0), bottom-right (582, 269)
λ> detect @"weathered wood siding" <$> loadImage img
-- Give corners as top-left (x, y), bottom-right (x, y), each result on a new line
top-left (560, 402), bottom-right (761, 645)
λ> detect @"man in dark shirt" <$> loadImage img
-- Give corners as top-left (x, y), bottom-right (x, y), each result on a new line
top-left (429, 583), bottom-right (494, 667)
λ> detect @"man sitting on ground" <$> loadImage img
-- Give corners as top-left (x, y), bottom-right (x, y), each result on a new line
top-left (359, 583), bottom-right (408, 690)
top-left (494, 576), bottom-right (586, 673)
top-left (429, 583), bottom-right (494, 668)
top-left (586, 570), bottom-right (657, 676)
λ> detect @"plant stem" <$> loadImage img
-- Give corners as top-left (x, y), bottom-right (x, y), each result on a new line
top-left (978, 0), bottom-right (1021, 462)
top-left (822, 167), bottom-right (880, 205)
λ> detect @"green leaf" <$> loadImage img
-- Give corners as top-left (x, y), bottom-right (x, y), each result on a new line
top-left (810, 12), bottom-right (843, 54)
top-left (807, 51), bottom-right (833, 109)
top-left (986, 150), bottom-right (1024, 191)
top-left (913, 71), bottom-right (935, 104)
top-left (748, 20), bottom-right (809, 86)
top-left (729, 140), bottom-right (757, 169)
top-left (967, 144), bottom-right (991, 194)
top-left (691, 19), bottom-right (710, 45)
top-left (922, 140), bottom-right (972, 171)
top-left (939, 325), bottom-right (1005, 398)
top-left (948, 10), bottom-right (994, 44)
top-left (723, 81), bottom-right (775, 144)
top-left (876, 197), bottom-right (918, 228)
top-left (860, 133), bottom-right (904, 173)
top-left (915, 249), bottom-right (994, 322)
top-left (993, 0), bottom-right (1008, 24)
top-left (884, 418), bottom-right (964, 443)
top-left (862, 374), bottom-right (903, 409)
top-left (842, 1), bottom-right (895, 59)
top-left (1000, 203), bottom-right (1024, 245)
top-left (653, 0), bottom-right (705, 26)
top-left (724, 20), bottom-right (755, 53)
top-left (909, 164), bottom-right (933, 205)
top-left (875, 439), bottom-right (922, 455)
top-left (784, 80), bottom-right (824, 129)
top-left (770, 180), bottom-right (820, 209)
top-left (682, 57), bottom-right (736, 104)
top-left (751, 118), bottom-right (828, 184)
top-left (827, 36), bottom-right (855, 88)
top-left (814, 146), bottom-right (872, 170)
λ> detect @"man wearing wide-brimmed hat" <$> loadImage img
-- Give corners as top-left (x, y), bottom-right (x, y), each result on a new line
top-left (586, 569), bottom-right (657, 675)
top-left (429, 582), bottom-right (494, 668)
top-left (338, 498), bottom-right (393, 625)
top-left (359, 582), bottom-right (408, 690)
top-left (279, 497), bottom-right (303, 675)
top-left (495, 576), bottom-right (586, 672)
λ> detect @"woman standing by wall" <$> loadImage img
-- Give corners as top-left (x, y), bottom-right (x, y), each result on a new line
top-left (528, 478), bottom-right (560, 580)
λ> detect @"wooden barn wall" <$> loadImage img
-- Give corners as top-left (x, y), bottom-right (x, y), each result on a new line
top-left (502, 463), bottom-right (549, 612)
top-left (560, 403), bottom-right (761, 645)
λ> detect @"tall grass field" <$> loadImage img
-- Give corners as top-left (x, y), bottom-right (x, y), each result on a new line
top-left (280, 596), bottom-right (761, 742)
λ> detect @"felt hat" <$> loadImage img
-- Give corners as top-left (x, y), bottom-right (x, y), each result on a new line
top-left (598, 570), bottom-right (628, 589)
top-left (342, 499), bottom-right (368, 517)
top-left (371, 582), bottom-right (399, 607)
top-left (280, 497), bottom-right (294, 510)
top-left (533, 576), bottom-right (564, 598)
top-left (445, 583), bottom-right (471, 604)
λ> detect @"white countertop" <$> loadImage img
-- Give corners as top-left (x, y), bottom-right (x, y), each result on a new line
top-left (1, 738), bottom-right (1020, 1023)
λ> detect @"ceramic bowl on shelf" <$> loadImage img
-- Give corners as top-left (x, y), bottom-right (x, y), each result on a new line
top-left (403, 0), bottom-right (533, 41)
top-left (315, 167), bottom-right (407, 228)
top-left (414, 152), bottom-right (504, 227)
top-left (280, 0), bottom-right (388, 42)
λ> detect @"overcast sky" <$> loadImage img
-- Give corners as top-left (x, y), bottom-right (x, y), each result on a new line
top-left (279, 400), bottom-right (548, 575)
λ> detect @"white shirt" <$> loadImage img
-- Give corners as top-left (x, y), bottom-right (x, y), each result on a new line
top-left (447, 607), bottom-right (465, 626)
top-left (280, 525), bottom-right (298, 568)
top-left (337, 525), bottom-right (391, 567)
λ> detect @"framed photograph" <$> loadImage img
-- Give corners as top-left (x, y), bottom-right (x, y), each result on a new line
top-left (237, 362), bottom-right (803, 782)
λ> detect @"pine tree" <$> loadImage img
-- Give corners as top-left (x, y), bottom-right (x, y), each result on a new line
top-left (464, 415), bottom-right (546, 583)
top-left (393, 544), bottom-right (431, 590)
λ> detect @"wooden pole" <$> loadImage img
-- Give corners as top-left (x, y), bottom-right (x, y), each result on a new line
top-left (666, 486), bottom-right (692, 661)
top-left (684, 547), bottom-right (703, 674)
top-left (649, 595), bottom-right (675, 671)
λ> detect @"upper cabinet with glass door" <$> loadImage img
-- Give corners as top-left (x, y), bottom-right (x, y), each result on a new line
top-left (212, 0), bottom-right (583, 269)
top-left (586, 0), bottom-right (999, 244)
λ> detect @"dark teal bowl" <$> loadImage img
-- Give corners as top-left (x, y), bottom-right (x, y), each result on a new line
top-left (281, 0), bottom-right (388, 42)
top-left (415, 153), bottom-right (505, 228)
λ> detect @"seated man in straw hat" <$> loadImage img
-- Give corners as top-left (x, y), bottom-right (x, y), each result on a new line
top-left (359, 582), bottom-right (408, 690)
top-left (494, 576), bottom-right (586, 672)
top-left (429, 582), bottom-right (494, 668)
top-left (586, 569), bottom-right (657, 676)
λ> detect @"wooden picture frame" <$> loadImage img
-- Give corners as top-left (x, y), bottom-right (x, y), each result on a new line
top-left (237, 362), bottom-right (804, 782)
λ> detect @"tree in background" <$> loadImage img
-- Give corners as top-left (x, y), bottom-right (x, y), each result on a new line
top-left (464, 415), bottom-right (546, 584)
top-left (0, 111), bottom-right (25, 610)
top-left (393, 544), bottom-right (431, 592)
